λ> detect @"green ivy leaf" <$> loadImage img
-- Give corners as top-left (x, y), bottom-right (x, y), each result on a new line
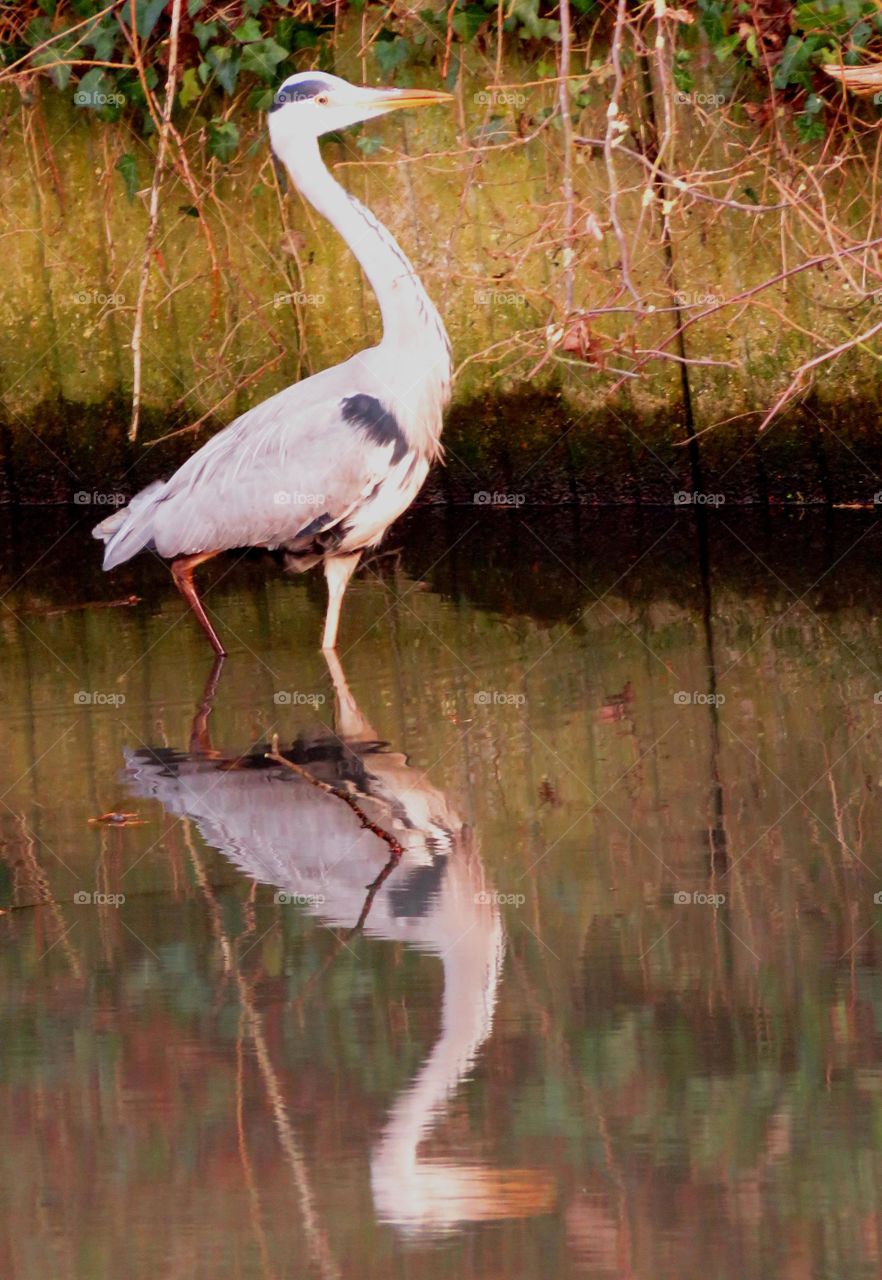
top-left (73, 67), bottom-right (111, 110)
top-left (240, 38), bottom-right (289, 80)
top-left (233, 17), bottom-right (263, 43)
top-left (193, 21), bottom-right (219, 50)
top-left (206, 45), bottom-right (241, 95)
top-left (82, 16), bottom-right (120, 63)
top-left (451, 7), bottom-right (487, 42)
top-left (120, 0), bottom-right (167, 42)
top-left (179, 66), bottom-right (202, 107)
top-left (207, 118), bottom-right (240, 163)
top-left (374, 36), bottom-right (411, 76)
top-left (713, 33), bottom-right (740, 62)
top-left (32, 47), bottom-right (72, 91)
top-left (115, 153), bottom-right (139, 201)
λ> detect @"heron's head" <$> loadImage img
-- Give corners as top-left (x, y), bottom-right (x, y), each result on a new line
top-left (268, 71), bottom-right (451, 152)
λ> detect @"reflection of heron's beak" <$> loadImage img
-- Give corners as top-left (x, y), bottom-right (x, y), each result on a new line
top-left (366, 87), bottom-right (454, 113)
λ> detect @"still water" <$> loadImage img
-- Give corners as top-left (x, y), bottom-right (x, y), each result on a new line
top-left (2, 507), bottom-right (882, 1278)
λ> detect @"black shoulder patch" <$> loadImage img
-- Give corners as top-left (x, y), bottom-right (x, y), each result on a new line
top-left (341, 394), bottom-right (408, 464)
top-left (296, 510), bottom-right (336, 539)
top-left (269, 80), bottom-right (330, 112)
top-left (388, 854), bottom-right (449, 920)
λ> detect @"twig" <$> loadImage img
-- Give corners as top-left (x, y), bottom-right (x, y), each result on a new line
top-left (128, 0), bottom-right (183, 442)
top-left (557, 0), bottom-right (575, 314)
top-left (757, 315), bottom-right (882, 432)
top-left (604, 0), bottom-right (639, 303)
top-left (265, 733), bottom-right (404, 860)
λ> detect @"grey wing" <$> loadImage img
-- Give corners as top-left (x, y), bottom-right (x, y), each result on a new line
top-left (97, 359), bottom-right (405, 569)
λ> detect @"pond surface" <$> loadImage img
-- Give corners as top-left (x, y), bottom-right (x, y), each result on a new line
top-left (2, 506), bottom-right (882, 1279)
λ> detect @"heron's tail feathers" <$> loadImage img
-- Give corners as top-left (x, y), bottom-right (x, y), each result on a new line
top-left (93, 480), bottom-right (167, 569)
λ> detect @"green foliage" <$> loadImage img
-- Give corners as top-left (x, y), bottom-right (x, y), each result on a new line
top-left (207, 117), bottom-right (239, 162)
top-left (114, 151), bottom-right (139, 200)
top-left (4, 0), bottom-right (882, 156)
top-left (691, 0), bottom-right (882, 139)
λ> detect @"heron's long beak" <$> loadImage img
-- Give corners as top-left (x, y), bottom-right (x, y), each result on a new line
top-left (366, 87), bottom-right (454, 113)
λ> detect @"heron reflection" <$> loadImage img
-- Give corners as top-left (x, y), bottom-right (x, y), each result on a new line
top-left (123, 653), bottom-right (554, 1232)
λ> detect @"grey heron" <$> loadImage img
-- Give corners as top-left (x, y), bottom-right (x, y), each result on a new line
top-left (94, 72), bottom-right (453, 655)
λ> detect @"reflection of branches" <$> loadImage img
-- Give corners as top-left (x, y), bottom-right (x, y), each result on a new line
top-left (286, 844), bottom-right (405, 1017)
top-left (265, 734), bottom-right (404, 860)
top-left (181, 818), bottom-right (341, 1280)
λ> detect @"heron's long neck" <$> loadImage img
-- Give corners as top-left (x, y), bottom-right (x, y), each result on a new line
top-left (279, 137), bottom-right (450, 363)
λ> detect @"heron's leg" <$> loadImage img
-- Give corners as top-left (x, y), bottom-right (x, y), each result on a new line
top-left (321, 552), bottom-right (361, 650)
top-left (323, 648), bottom-right (376, 741)
top-left (189, 654), bottom-right (226, 755)
top-left (170, 552), bottom-right (227, 658)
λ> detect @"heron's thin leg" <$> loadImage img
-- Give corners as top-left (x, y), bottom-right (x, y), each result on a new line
top-left (323, 648), bottom-right (376, 741)
top-left (322, 553), bottom-right (361, 650)
top-left (189, 654), bottom-right (227, 754)
top-left (171, 552), bottom-right (227, 658)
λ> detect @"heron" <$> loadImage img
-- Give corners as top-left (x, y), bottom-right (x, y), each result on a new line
top-left (93, 71), bottom-right (453, 655)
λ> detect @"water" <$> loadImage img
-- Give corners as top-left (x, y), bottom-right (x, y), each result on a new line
top-left (2, 506), bottom-right (882, 1279)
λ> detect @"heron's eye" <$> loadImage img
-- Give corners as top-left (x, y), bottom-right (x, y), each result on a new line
top-left (315, 92), bottom-right (330, 106)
